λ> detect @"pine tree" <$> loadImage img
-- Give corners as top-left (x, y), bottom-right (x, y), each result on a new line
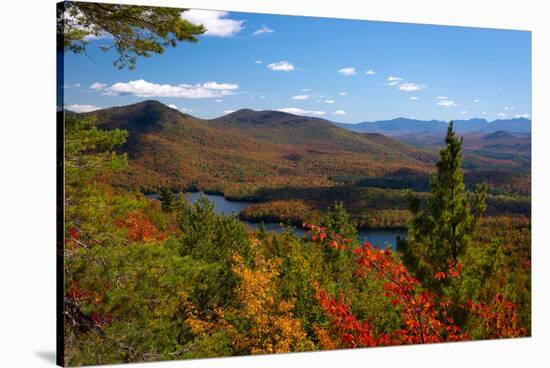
top-left (159, 186), bottom-right (175, 212)
top-left (59, 2), bottom-right (205, 69)
top-left (397, 122), bottom-right (487, 290)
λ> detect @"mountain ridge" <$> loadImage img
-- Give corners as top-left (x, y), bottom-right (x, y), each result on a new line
top-left (335, 117), bottom-right (531, 135)
top-left (73, 100), bottom-right (436, 194)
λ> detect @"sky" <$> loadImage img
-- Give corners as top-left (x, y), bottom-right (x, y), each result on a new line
top-left (63, 9), bottom-right (532, 123)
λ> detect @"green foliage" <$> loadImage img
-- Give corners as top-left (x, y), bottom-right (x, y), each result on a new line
top-left (65, 114), bottom-right (127, 186)
top-left (277, 236), bottom-right (327, 333)
top-left (175, 195), bottom-right (253, 311)
top-left (59, 2), bottom-right (205, 69)
top-left (158, 187), bottom-right (175, 212)
top-left (321, 202), bottom-right (358, 242)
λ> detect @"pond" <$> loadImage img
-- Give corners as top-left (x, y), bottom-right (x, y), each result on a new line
top-left (147, 192), bottom-right (406, 249)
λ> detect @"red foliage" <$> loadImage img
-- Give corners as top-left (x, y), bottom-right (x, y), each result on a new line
top-left (315, 285), bottom-right (390, 348)
top-left (90, 312), bottom-right (114, 327)
top-left (65, 227), bottom-right (81, 248)
top-left (116, 211), bottom-right (161, 242)
top-left (65, 285), bottom-right (90, 300)
top-left (306, 223), bottom-right (468, 346)
top-left (465, 294), bottom-right (526, 339)
top-left (306, 223), bottom-right (526, 346)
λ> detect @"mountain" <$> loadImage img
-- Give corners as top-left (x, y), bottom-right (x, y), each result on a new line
top-left (336, 117), bottom-right (531, 135)
top-left (79, 101), bottom-right (435, 195)
top-left (334, 118), bottom-right (447, 136)
top-left (483, 118), bottom-right (531, 133)
top-left (208, 109), bottom-right (431, 160)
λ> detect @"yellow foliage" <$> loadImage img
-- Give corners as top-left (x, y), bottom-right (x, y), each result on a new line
top-left (230, 239), bottom-right (313, 354)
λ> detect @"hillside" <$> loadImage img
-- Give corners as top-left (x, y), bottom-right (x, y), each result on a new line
top-left (208, 109), bottom-right (430, 161)
top-left (82, 101), bottom-right (435, 197)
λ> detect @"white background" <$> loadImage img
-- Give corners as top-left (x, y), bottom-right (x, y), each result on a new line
top-left (1, 0), bottom-right (549, 367)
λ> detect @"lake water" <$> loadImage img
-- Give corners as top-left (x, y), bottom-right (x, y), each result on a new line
top-left (147, 192), bottom-right (406, 249)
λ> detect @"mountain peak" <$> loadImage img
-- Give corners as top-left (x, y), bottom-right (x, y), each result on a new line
top-left (212, 108), bottom-right (326, 125)
top-left (87, 99), bottom-right (189, 131)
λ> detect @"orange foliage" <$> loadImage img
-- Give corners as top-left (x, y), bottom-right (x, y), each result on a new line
top-left (306, 223), bottom-right (491, 346)
top-left (116, 210), bottom-right (163, 242)
top-left (466, 294), bottom-right (527, 339)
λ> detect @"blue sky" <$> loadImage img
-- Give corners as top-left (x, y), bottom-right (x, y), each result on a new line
top-left (63, 9), bottom-right (531, 123)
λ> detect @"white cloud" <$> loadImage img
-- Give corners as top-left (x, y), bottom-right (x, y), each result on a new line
top-left (267, 61), bottom-right (295, 71)
top-left (498, 112), bottom-right (507, 118)
top-left (224, 109), bottom-right (236, 114)
top-left (338, 67), bottom-right (357, 76)
top-left (504, 106), bottom-right (515, 111)
top-left (96, 79), bottom-right (239, 99)
top-left (181, 10), bottom-right (244, 37)
top-left (366, 70), bottom-right (376, 75)
top-left (292, 94), bottom-right (309, 100)
top-left (201, 81), bottom-right (238, 90)
top-left (436, 99), bottom-right (457, 108)
top-left (278, 107), bottom-right (325, 116)
top-left (386, 76), bottom-right (403, 86)
top-left (255, 60), bottom-right (262, 64)
top-left (323, 99), bottom-right (335, 104)
top-left (302, 88), bottom-right (311, 92)
top-left (409, 96), bottom-right (419, 100)
top-left (398, 82), bottom-right (424, 92)
top-left (482, 111), bottom-right (487, 115)
top-left (339, 92), bottom-right (347, 96)
top-left (461, 111), bottom-right (468, 114)
top-left (65, 104), bottom-right (101, 113)
top-left (252, 25), bottom-right (274, 36)
top-left (215, 99), bottom-right (223, 103)
top-left (386, 76), bottom-right (424, 92)
top-left (90, 82), bottom-right (107, 91)
top-left (436, 96), bottom-right (448, 100)
top-left (334, 110), bottom-right (346, 115)
top-left (167, 104), bottom-right (191, 113)
top-left (515, 113), bottom-right (531, 119)
top-left (474, 99), bottom-right (481, 103)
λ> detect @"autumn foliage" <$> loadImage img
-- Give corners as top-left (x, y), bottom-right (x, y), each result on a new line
top-left (306, 223), bottom-right (525, 347)
top-left (115, 210), bottom-right (164, 242)
top-left (466, 294), bottom-right (527, 339)
top-left (229, 241), bottom-right (312, 354)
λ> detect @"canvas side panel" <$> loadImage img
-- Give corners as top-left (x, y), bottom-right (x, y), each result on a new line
top-left (56, 2), bottom-right (66, 366)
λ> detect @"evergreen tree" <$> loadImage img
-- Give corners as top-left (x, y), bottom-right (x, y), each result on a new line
top-left (322, 202), bottom-right (358, 242)
top-left (159, 186), bottom-right (175, 212)
top-left (397, 122), bottom-right (487, 290)
top-left (58, 2), bottom-right (205, 69)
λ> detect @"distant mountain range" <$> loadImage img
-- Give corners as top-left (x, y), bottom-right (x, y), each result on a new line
top-left (335, 117), bottom-right (531, 135)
